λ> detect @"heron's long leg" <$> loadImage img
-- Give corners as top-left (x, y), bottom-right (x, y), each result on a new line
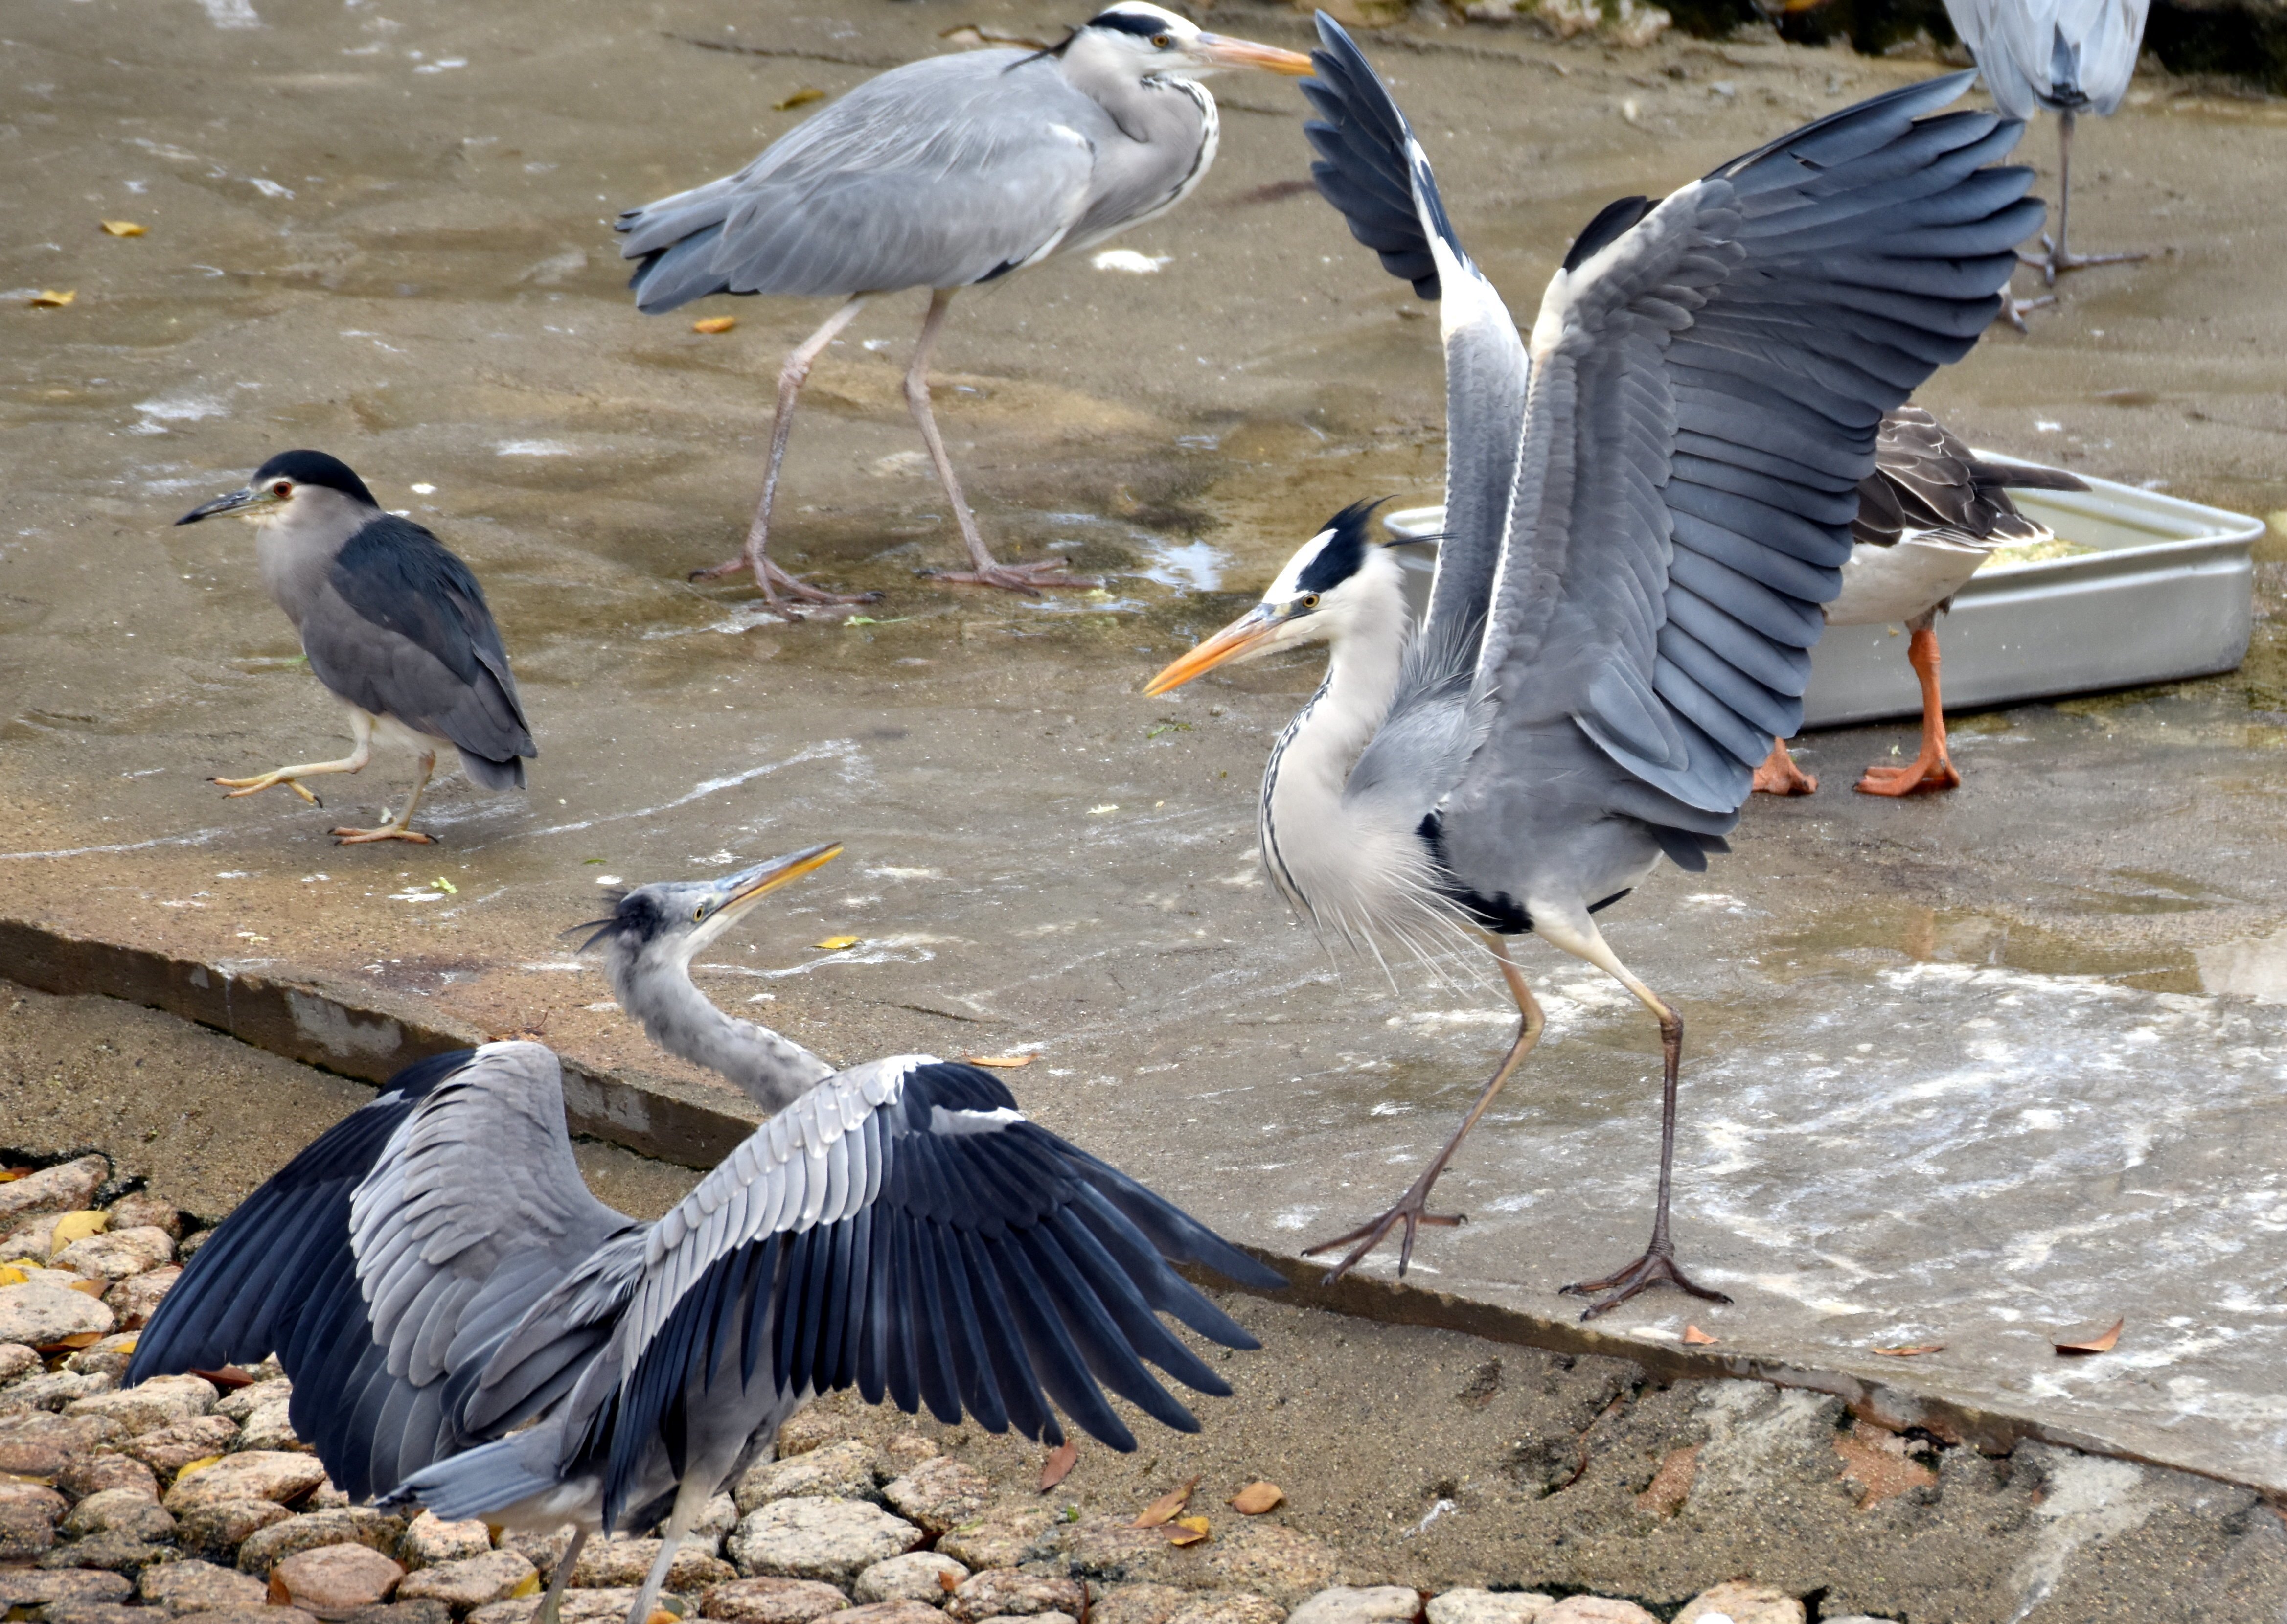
top-left (2019, 111), bottom-right (2146, 286)
top-left (535, 1530), bottom-right (589, 1624)
top-left (904, 288), bottom-right (1100, 596)
top-left (1534, 907), bottom-right (1731, 1320)
top-left (1750, 738), bottom-right (1818, 796)
top-left (1855, 623), bottom-right (1961, 796)
top-left (212, 711), bottom-right (373, 806)
top-left (691, 295), bottom-right (881, 618)
top-left (1304, 938), bottom-right (1545, 1284)
top-left (332, 749), bottom-right (438, 845)
top-left (623, 1476), bottom-right (710, 1624)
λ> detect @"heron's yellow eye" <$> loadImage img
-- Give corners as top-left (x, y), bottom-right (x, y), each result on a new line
top-left (271, 481), bottom-right (292, 498)
top-left (1151, 31), bottom-right (1172, 46)
top-left (692, 904), bottom-right (708, 922)
top-left (1302, 593), bottom-right (1321, 610)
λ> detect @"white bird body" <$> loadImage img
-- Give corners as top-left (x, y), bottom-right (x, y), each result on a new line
top-left (1825, 527), bottom-right (1990, 627)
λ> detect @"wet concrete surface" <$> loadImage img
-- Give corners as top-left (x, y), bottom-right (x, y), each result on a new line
top-left (5, 0), bottom-right (2287, 1515)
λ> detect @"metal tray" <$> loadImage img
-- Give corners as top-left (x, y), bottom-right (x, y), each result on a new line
top-left (1381, 457), bottom-right (2262, 729)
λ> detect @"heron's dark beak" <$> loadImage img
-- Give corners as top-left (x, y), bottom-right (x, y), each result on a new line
top-left (1144, 604), bottom-right (1284, 696)
top-left (716, 842), bottom-right (844, 920)
top-left (1194, 34), bottom-right (1315, 74)
top-left (175, 486), bottom-right (269, 526)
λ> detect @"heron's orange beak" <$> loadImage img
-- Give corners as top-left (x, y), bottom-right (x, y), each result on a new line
top-left (1194, 34), bottom-right (1316, 75)
top-left (1144, 607), bottom-right (1281, 697)
top-left (722, 842), bottom-right (843, 915)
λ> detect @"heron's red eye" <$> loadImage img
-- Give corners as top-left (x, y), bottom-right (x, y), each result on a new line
top-left (272, 481), bottom-right (291, 497)
top-left (1151, 31), bottom-right (1172, 46)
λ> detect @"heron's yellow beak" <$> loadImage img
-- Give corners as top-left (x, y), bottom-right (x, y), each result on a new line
top-left (1144, 606), bottom-right (1281, 697)
top-left (721, 842), bottom-right (843, 916)
top-left (1194, 34), bottom-right (1316, 75)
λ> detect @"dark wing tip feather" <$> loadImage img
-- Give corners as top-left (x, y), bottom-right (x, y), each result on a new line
top-left (1303, 14), bottom-right (1446, 301)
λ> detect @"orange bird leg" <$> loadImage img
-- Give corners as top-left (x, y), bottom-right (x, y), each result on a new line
top-left (1855, 625), bottom-right (1961, 796)
top-left (1751, 739), bottom-right (1817, 796)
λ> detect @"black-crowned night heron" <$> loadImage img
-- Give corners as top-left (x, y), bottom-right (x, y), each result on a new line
top-left (177, 450), bottom-right (535, 845)
top-left (1144, 24), bottom-right (2037, 1311)
top-left (1751, 406), bottom-right (2086, 797)
top-left (617, 1), bottom-right (1314, 617)
top-left (132, 841), bottom-right (1281, 1624)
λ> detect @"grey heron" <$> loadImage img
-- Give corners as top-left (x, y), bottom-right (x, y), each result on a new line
top-left (1751, 406), bottom-right (2085, 797)
top-left (617, 3), bottom-right (1314, 618)
top-left (1146, 23), bottom-right (2039, 1313)
top-left (176, 451), bottom-right (535, 845)
top-left (131, 843), bottom-right (1279, 1624)
top-left (1944, 0), bottom-right (2150, 320)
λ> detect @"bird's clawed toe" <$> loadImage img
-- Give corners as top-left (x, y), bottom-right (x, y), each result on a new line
top-left (1559, 1242), bottom-right (1730, 1320)
top-left (1301, 1189), bottom-right (1465, 1285)
top-left (212, 774), bottom-right (322, 807)
top-left (922, 559), bottom-right (1103, 595)
top-left (331, 824), bottom-right (435, 845)
top-left (1750, 745), bottom-right (1817, 797)
top-left (1853, 754), bottom-right (1960, 797)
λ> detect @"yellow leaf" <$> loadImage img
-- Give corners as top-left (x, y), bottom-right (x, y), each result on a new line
top-left (101, 220), bottom-right (146, 237)
top-left (1871, 1343), bottom-right (1945, 1357)
top-left (0, 1265), bottom-right (29, 1288)
top-left (0, 1169), bottom-right (26, 1182)
top-left (1162, 1515), bottom-right (1211, 1547)
top-left (1132, 1476), bottom-right (1199, 1528)
top-left (67, 1279), bottom-right (108, 1299)
top-left (50, 1211), bottom-right (109, 1254)
top-left (1229, 1482), bottom-right (1283, 1514)
top-left (966, 1054), bottom-right (1034, 1069)
top-left (174, 1455), bottom-right (225, 1483)
top-left (30, 290), bottom-right (75, 308)
top-left (692, 316), bottom-right (737, 334)
top-left (510, 1574), bottom-right (542, 1599)
top-left (774, 87), bottom-right (826, 110)
top-left (812, 935), bottom-right (861, 952)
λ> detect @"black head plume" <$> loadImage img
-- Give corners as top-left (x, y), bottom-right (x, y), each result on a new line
top-left (1295, 496), bottom-right (1394, 594)
top-left (250, 449), bottom-right (379, 507)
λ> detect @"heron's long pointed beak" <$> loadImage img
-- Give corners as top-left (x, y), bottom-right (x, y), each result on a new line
top-left (1194, 33), bottom-right (1315, 74)
top-left (1144, 607), bottom-right (1281, 697)
top-left (718, 843), bottom-right (844, 919)
top-left (175, 487), bottom-right (267, 526)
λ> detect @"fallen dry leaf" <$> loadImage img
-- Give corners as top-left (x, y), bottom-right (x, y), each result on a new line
top-left (774, 87), bottom-right (826, 110)
top-left (967, 1054), bottom-right (1034, 1069)
top-left (1682, 1324), bottom-right (1718, 1346)
top-left (50, 1210), bottom-right (109, 1252)
top-left (38, 1332), bottom-right (104, 1352)
top-left (0, 1169), bottom-right (26, 1182)
top-left (1040, 1439), bottom-right (1079, 1491)
top-left (1161, 1516), bottom-right (1211, 1547)
top-left (189, 1365), bottom-right (256, 1389)
top-left (937, 1572), bottom-right (961, 1595)
top-left (173, 1455), bottom-right (225, 1483)
top-left (2054, 1318), bottom-right (2124, 1356)
top-left (509, 1574), bottom-right (542, 1600)
top-left (811, 935), bottom-right (861, 951)
top-left (1872, 1343), bottom-right (1946, 1357)
top-left (1132, 1476), bottom-right (1200, 1528)
top-left (0, 1265), bottom-right (27, 1288)
top-left (30, 290), bottom-right (75, 308)
top-left (692, 316), bottom-right (737, 334)
top-left (1229, 1482), bottom-right (1283, 1515)
top-left (66, 1279), bottom-right (108, 1299)
top-left (101, 220), bottom-right (146, 237)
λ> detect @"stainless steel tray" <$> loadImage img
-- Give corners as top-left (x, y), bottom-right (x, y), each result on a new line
top-left (1381, 457), bottom-right (2262, 729)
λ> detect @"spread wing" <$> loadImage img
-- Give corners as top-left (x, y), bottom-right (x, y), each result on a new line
top-left (1461, 73), bottom-right (2038, 843)
top-left (464, 1058), bottom-right (1282, 1528)
top-left (307, 516), bottom-right (535, 775)
top-left (128, 1044), bottom-right (631, 1500)
top-left (619, 51), bottom-right (1098, 309)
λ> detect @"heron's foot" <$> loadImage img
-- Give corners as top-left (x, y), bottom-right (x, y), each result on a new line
top-left (1299, 1170), bottom-right (1464, 1286)
top-left (330, 821), bottom-right (435, 846)
top-left (2020, 234), bottom-right (2147, 286)
top-left (1750, 747), bottom-right (1817, 797)
top-left (1559, 1240), bottom-right (1731, 1320)
top-left (921, 558), bottom-right (1103, 596)
top-left (212, 772), bottom-right (322, 806)
top-left (1854, 749), bottom-right (1959, 797)
top-left (1999, 292), bottom-right (2055, 333)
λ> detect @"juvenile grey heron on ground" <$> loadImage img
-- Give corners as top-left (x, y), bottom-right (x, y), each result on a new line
top-left (617, 2), bottom-right (1313, 617)
top-left (1147, 23), bottom-right (2038, 1312)
top-left (1751, 407), bottom-right (2085, 797)
top-left (176, 451), bottom-right (535, 844)
top-left (1943, 0), bottom-right (2149, 323)
top-left (132, 843), bottom-right (1279, 1624)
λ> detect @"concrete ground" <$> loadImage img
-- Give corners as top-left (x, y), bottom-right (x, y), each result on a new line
top-left (4, 0), bottom-right (2287, 1584)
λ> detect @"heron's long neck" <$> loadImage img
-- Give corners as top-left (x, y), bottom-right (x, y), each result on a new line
top-left (1260, 567), bottom-right (1413, 922)
top-left (614, 959), bottom-right (834, 1114)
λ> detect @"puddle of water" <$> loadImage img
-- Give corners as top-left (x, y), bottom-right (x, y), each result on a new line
top-left (2196, 928), bottom-right (2287, 1001)
top-left (1138, 539), bottom-right (1226, 594)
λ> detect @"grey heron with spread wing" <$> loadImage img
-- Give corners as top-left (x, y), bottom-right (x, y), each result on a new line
top-left (1944, 0), bottom-right (2149, 322)
top-left (618, 4), bottom-right (1313, 617)
top-left (131, 844), bottom-right (1281, 1624)
top-left (176, 451), bottom-right (536, 845)
top-left (1147, 23), bottom-right (2039, 1313)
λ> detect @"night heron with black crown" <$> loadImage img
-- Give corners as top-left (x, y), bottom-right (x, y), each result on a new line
top-left (131, 842), bottom-right (1281, 1624)
top-left (176, 450), bottom-right (535, 845)
top-left (1147, 23), bottom-right (2040, 1313)
top-left (617, 2), bottom-right (1313, 617)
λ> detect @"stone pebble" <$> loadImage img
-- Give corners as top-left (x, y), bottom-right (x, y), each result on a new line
top-left (729, 1496), bottom-right (924, 1587)
top-left (138, 1558), bottom-right (270, 1615)
top-left (269, 1541), bottom-right (410, 1619)
top-left (1673, 1583), bottom-right (1805, 1624)
top-left (569, 1534), bottom-right (736, 1591)
top-left (702, 1576), bottom-right (858, 1623)
top-left (393, 1549), bottom-right (537, 1612)
top-left (1425, 1593), bottom-right (1552, 1624)
top-left (737, 1440), bottom-right (883, 1512)
top-left (945, 1572), bottom-right (1083, 1624)
top-left (852, 1552), bottom-right (968, 1605)
top-left (1536, 1601), bottom-right (1657, 1624)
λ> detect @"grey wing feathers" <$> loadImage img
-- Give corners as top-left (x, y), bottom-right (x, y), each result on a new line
top-left (309, 517), bottom-right (536, 787)
top-left (1856, 404), bottom-right (2088, 550)
top-left (1478, 72), bottom-right (2039, 832)
top-left (620, 52), bottom-right (1097, 309)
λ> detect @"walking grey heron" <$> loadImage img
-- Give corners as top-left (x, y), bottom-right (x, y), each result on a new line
top-left (617, 3), bottom-right (1313, 617)
top-left (1146, 23), bottom-right (2039, 1312)
top-left (131, 843), bottom-right (1279, 1624)
top-left (1751, 406), bottom-right (2085, 797)
top-left (1944, 0), bottom-right (2149, 322)
top-left (176, 451), bottom-right (535, 844)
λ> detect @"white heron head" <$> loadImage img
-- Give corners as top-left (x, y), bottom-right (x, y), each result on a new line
top-left (1145, 500), bottom-right (1414, 694)
top-left (1064, 4), bottom-right (1314, 79)
top-left (575, 843), bottom-right (844, 984)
